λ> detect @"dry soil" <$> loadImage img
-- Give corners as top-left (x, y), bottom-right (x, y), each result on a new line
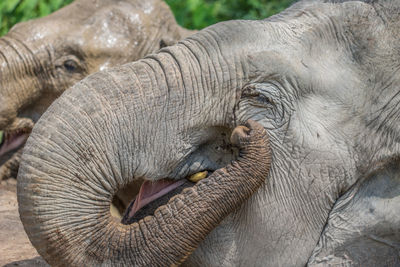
top-left (0, 179), bottom-right (48, 266)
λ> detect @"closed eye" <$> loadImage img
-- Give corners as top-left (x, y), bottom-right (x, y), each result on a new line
top-left (242, 87), bottom-right (274, 106)
top-left (257, 94), bottom-right (273, 105)
top-left (63, 59), bottom-right (79, 72)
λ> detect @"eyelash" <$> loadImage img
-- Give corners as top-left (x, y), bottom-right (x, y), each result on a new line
top-left (257, 94), bottom-right (272, 105)
top-left (242, 88), bottom-right (273, 106)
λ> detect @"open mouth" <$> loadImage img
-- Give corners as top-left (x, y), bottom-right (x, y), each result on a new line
top-left (121, 171), bottom-right (210, 225)
top-left (0, 128), bottom-right (31, 158)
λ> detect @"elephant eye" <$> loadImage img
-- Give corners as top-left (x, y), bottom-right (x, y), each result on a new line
top-left (242, 85), bottom-right (274, 106)
top-left (257, 94), bottom-right (273, 105)
top-left (63, 59), bottom-right (79, 72)
top-left (239, 82), bottom-right (286, 128)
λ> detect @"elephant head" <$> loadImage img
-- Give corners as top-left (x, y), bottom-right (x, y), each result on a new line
top-left (0, 0), bottom-right (193, 180)
top-left (17, 0), bottom-right (400, 266)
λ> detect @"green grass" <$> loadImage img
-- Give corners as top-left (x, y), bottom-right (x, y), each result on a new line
top-left (0, 0), bottom-right (294, 36)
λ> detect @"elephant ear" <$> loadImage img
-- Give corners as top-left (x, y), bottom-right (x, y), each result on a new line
top-left (308, 159), bottom-right (400, 267)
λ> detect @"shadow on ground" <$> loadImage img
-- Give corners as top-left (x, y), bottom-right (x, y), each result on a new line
top-left (2, 257), bottom-right (48, 267)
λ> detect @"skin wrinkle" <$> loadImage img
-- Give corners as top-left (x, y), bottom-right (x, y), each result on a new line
top-left (0, 38), bottom-right (32, 77)
top-left (376, 91), bottom-right (400, 132)
top-left (0, 49), bottom-right (19, 93)
top-left (179, 43), bottom-right (207, 109)
top-left (146, 58), bottom-right (174, 126)
top-left (0, 43), bottom-right (10, 67)
top-left (144, 54), bottom-right (185, 143)
top-left (141, 59), bottom-right (175, 176)
top-left (196, 31), bottom-right (223, 88)
top-left (177, 47), bottom-right (196, 124)
top-left (42, 133), bottom-right (98, 191)
top-left (75, 82), bottom-right (125, 181)
top-left (12, 37), bottom-right (47, 82)
top-left (0, 45), bottom-right (38, 110)
top-left (47, 111), bottom-right (112, 199)
top-left (99, 73), bottom-right (134, 184)
top-left (188, 31), bottom-right (225, 95)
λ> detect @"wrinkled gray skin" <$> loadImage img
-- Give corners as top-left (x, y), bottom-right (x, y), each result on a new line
top-left (0, 0), bottom-right (192, 180)
top-left (18, 0), bottom-right (400, 266)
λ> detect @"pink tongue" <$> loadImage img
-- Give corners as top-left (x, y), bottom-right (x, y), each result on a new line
top-left (0, 133), bottom-right (29, 157)
top-left (128, 179), bottom-right (185, 218)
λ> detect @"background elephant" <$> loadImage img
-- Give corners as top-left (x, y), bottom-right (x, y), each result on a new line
top-left (18, 0), bottom-right (400, 266)
top-left (0, 0), bottom-right (193, 181)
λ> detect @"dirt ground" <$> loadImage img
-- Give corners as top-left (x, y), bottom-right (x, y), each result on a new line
top-left (0, 179), bottom-right (48, 267)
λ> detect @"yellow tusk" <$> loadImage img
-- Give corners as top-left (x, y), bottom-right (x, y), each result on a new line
top-left (188, 171), bottom-right (208, 183)
top-left (0, 131), bottom-right (3, 144)
top-left (110, 204), bottom-right (122, 219)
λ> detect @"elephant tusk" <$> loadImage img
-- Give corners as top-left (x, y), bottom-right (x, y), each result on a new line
top-left (110, 204), bottom-right (122, 219)
top-left (188, 171), bottom-right (208, 183)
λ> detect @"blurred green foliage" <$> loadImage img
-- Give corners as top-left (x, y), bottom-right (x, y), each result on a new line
top-left (0, 0), bottom-right (294, 36)
top-left (166, 0), bottom-right (294, 29)
top-left (0, 0), bottom-right (73, 36)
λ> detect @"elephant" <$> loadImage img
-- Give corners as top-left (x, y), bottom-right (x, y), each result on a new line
top-left (0, 0), bottom-right (193, 181)
top-left (17, 0), bottom-right (400, 266)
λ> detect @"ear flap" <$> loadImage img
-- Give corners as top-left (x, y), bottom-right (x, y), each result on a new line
top-left (308, 159), bottom-right (400, 266)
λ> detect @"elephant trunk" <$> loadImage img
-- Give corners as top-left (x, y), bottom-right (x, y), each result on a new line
top-left (0, 36), bottom-right (45, 129)
top-left (19, 122), bottom-right (269, 267)
top-left (18, 24), bottom-right (269, 266)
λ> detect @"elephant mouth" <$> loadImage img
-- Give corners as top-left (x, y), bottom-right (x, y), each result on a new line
top-left (121, 172), bottom-right (211, 225)
top-left (0, 128), bottom-right (31, 159)
top-left (0, 117), bottom-right (34, 166)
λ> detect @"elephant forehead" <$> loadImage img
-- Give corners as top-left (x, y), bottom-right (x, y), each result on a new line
top-left (78, 4), bottom-right (159, 58)
top-left (9, 1), bottom-right (157, 48)
top-left (81, 12), bottom-right (143, 50)
top-left (9, 20), bottom-right (73, 44)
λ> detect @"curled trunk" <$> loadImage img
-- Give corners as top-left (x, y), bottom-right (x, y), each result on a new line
top-left (18, 121), bottom-right (270, 266)
top-left (17, 24), bottom-right (270, 266)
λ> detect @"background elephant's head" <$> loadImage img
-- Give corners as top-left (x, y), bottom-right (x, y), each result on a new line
top-left (0, 0), bottom-right (193, 179)
top-left (18, 0), bottom-right (400, 266)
